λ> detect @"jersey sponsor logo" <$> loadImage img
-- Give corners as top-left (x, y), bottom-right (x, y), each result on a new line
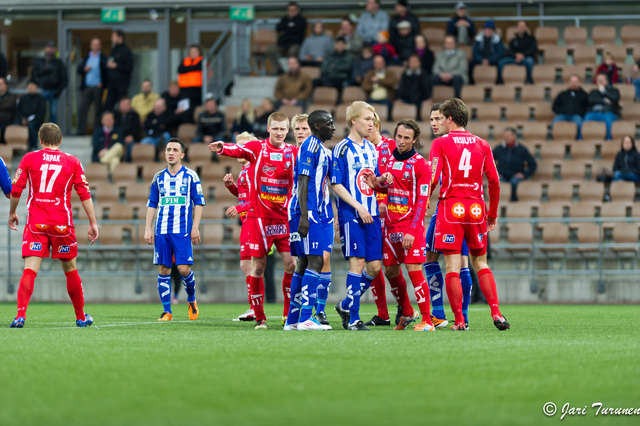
top-left (29, 242), bottom-right (42, 251)
top-left (430, 157), bottom-right (439, 184)
top-left (389, 232), bottom-right (403, 243)
top-left (13, 168), bottom-right (22, 184)
top-left (160, 196), bottom-right (187, 206)
top-left (285, 153), bottom-right (292, 159)
top-left (270, 153), bottom-right (283, 161)
top-left (265, 224), bottom-right (287, 236)
top-left (352, 162), bottom-right (363, 170)
top-left (413, 249), bottom-right (421, 257)
top-left (406, 164), bottom-right (413, 169)
top-left (420, 184), bottom-right (429, 196)
top-left (196, 183), bottom-right (203, 196)
top-left (383, 253), bottom-right (389, 259)
top-left (260, 184), bottom-right (288, 195)
top-left (290, 232), bottom-right (301, 242)
top-left (260, 193), bottom-right (287, 204)
top-left (452, 202), bottom-right (466, 218)
top-left (262, 165), bottom-right (277, 176)
top-left (392, 162), bottom-right (404, 170)
top-left (58, 245), bottom-right (70, 253)
top-left (388, 203), bottom-right (410, 214)
top-left (388, 195), bottom-right (409, 205)
top-left (478, 233), bottom-right (484, 242)
top-left (443, 234), bottom-right (455, 243)
top-left (470, 203), bottom-right (483, 219)
top-left (356, 169), bottom-right (374, 196)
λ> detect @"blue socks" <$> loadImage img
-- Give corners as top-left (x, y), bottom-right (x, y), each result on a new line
top-left (181, 270), bottom-right (197, 303)
top-left (425, 262), bottom-right (445, 320)
top-left (299, 269), bottom-right (320, 323)
top-left (360, 271), bottom-right (374, 294)
top-left (286, 272), bottom-right (304, 325)
top-left (158, 274), bottom-right (172, 313)
top-left (460, 267), bottom-right (473, 323)
top-left (315, 272), bottom-right (331, 314)
top-left (341, 272), bottom-right (362, 323)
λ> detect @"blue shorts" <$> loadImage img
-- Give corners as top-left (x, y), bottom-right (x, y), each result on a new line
top-left (154, 233), bottom-right (193, 268)
top-left (339, 216), bottom-right (383, 261)
top-left (289, 214), bottom-right (334, 257)
top-left (426, 211), bottom-right (469, 256)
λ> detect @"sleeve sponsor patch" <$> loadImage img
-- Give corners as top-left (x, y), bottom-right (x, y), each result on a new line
top-left (420, 184), bottom-right (429, 196)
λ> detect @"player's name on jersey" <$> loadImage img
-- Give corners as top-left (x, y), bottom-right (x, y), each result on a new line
top-left (42, 153), bottom-right (62, 162)
top-left (452, 136), bottom-right (477, 145)
top-left (160, 196), bottom-right (187, 205)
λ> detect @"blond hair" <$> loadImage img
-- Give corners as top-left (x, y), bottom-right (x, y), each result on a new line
top-left (267, 111), bottom-right (290, 128)
top-left (291, 113), bottom-right (309, 130)
top-left (346, 101), bottom-right (375, 129)
top-left (38, 123), bottom-right (63, 147)
top-left (235, 131), bottom-right (257, 144)
top-left (236, 99), bottom-right (255, 124)
top-left (372, 112), bottom-right (381, 130)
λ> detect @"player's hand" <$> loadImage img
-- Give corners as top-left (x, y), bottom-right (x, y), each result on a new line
top-left (365, 172), bottom-right (378, 189)
top-left (487, 216), bottom-right (497, 232)
top-left (8, 213), bottom-right (19, 231)
top-left (223, 173), bottom-right (235, 186)
top-left (88, 223), bottom-right (99, 244)
top-left (426, 199), bottom-right (431, 211)
top-left (209, 141), bottom-right (224, 153)
top-left (402, 233), bottom-right (415, 250)
top-left (358, 207), bottom-right (373, 224)
top-left (225, 205), bottom-right (239, 218)
top-left (298, 215), bottom-right (310, 239)
top-left (379, 202), bottom-right (387, 217)
top-left (191, 228), bottom-right (201, 246)
top-left (144, 228), bottom-right (154, 245)
top-left (383, 172), bottom-right (393, 185)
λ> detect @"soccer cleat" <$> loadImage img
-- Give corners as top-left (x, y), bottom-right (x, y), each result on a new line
top-left (431, 315), bottom-right (449, 329)
top-left (188, 301), bottom-right (199, 320)
top-left (395, 305), bottom-right (402, 325)
top-left (493, 315), bottom-right (510, 331)
top-left (158, 312), bottom-right (173, 321)
top-left (76, 313), bottom-right (93, 327)
top-left (348, 320), bottom-right (370, 331)
top-left (413, 320), bottom-right (436, 331)
top-left (238, 309), bottom-right (256, 321)
top-left (298, 318), bottom-right (332, 331)
top-left (334, 302), bottom-right (350, 330)
top-left (9, 317), bottom-right (25, 328)
top-left (254, 319), bottom-right (267, 330)
top-left (314, 311), bottom-right (329, 325)
top-left (365, 315), bottom-right (391, 326)
top-left (465, 321), bottom-right (470, 330)
top-left (394, 309), bottom-right (419, 330)
top-left (451, 322), bottom-right (467, 331)
top-left (281, 316), bottom-right (287, 327)
top-left (283, 323), bottom-right (298, 331)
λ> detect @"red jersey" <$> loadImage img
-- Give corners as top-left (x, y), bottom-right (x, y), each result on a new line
top-left (225, 163), bottom-right (252, 223)
top-left (380, 149), bottom-right (430, 237)
top-left (220, 139), bottom-right (297, 221)
top-left (428, 129), bottom-right (500, 219)
top-left (374, 136), bottom-right (396, 204)
top-left (11, 148), bottom-right (91, 226)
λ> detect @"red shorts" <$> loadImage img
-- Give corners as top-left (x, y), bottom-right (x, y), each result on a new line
top-left (383, 225), bottom-right (426, 266)
top-left (244, 217), bottom-right (290, 258)
top-left (434, 198), bottom-right (487, 256)
top-left (22, 223), bottom-right (78, 260)
top-left (239, 224), bottom-right (251, 261)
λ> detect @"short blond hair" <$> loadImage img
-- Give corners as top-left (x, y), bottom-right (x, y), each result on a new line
top-left (267, 111), bottom-right (290, 128)
top-left (38, 123), bottom-right (63, 147)
top-left (235, 131), bottom-right (256, 144)
top-left (291, 113), bottom-right (309, 129)
top-left (372, 112), bottom-right (381, 130)
top-left (346, 101), bottom-right (375, 129)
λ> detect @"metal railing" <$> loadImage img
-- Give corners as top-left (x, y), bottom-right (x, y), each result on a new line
top-left (202, 23), bottom-right (237, 103)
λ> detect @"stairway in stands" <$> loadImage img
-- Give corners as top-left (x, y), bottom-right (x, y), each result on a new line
top-left (222, 75), bottom-right (279, 108)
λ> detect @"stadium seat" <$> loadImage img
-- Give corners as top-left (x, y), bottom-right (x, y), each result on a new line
top-left (520, 85), bottom-right (547, 103)
top-left (539, 222), bottom-right (570, 269)
top-left (535, 27), bottom-right (559, 48)
top-left (601, 201), bottom-right (631, 218)
top-left (312, 87), bottom-right (338, 105)
top-left (131, 144), bottom-right (157, 163)
top-left (581, 121), bottom-right (606, 142)
top-left (532, 65), bottom-right (558, 84)
top-left (141, 162), bottom-right (163, 183)
top-left (300, 66), bottom-right (321, 80)
top-left (562, 160), bottom-right (590, 181)
top-left (111, 163), bottom-right (139, 184)
top-left (539, 143), bottom-right (566, 162)
top-left (93, 182), bottom-right (121, 204)
top-left (422, 27), bottom-right (445, 47)
top-left (188, 143), bottom-right (216, 164)
top-left (610, 223), bottom-right (639, 266)
top-left (552, 122), bottom-right (578, 140)
top-left (473, 103), bottom-right (502, 122)
top-left (521, 122), bottom-right (549, 140)
top-left (611, 121), bottom-right (636, 141)
top-left (578, 181), bottom-right (605, 202)
top-left (222, 105), bottom-right (238, 131)
top-left (4, 125), bottom-right (28, 150)
top-left (492, 86), bottom-right (519, 103)
top-left (517, 181), bottom-right (543, 202)
top-left (201, 223), bottom-right (224, 246)
top-left (531, 162), bottom-right (557, 181)
top-left (177, 123), bottom-right (197, 145)
top-left (563, 26), bottom-right (588, 47)
top-left (105, 203), bottom-right (136, 220)
top-left (542, 46), bottom-right (568, 66)
top-left (574, 223), bottom-right (602, 256)
top-left (391, 102), bottom-right (417, 121)
top-left (461, 85), bottom-right (487, 103)
top-left (539, 202), bottom-right (567, 218)
top-left (591, 25), bottom-right (616, 46)
top-left (125, 183), bottom-right (151, 204)
top-left (503, 103), bottom-right (530, 121)
top-left (98, 224), bottom-right (127, 246)
top-left (561, 64), bottom-right (588, 83)
top-left (547, 181), bottom-right (576, 202)
top-left (0, 144), bottom-right (13, 165)
top-left (251, 29), bottom-right (278, 75)
top-left (600, 141), bottom-right (619, 161)
top-left (530, 102), bottom-right (554, 121)
top-left (386, 65), bottom-right (404, 89)
top-left (506, 222), bottom-right (533, 252)
top-left (502, 65), bottom-right (527, 85)
top-left (616, 85), bottom-right (635, 104)
top-left (83, 163), bottom-right (109, 184)
top-left (201, 204), bottom-right (226, 220)
top-left (504, 202), bottom-right (537, 218)
top-left (473, 65), bottom-right (498, 84)
top-left (278, 105), bottom-right (303, 117)
top-left (571, 47), bottom-right (597, 66)
top-left (432, 85), bottom-right (455, 102)
top-left (371, 104), bottom-right (389, 123)
top-left (621, 25), bottom-right (640, 47)
top-left (568, 201), bottom-right (600, 218)
top-left (609, 181), bottom-right (636, 202)
top-left (342, 87), bottom-right (366, 104)
top-left (193, 105), bottom-right (207, 124)
top-left (569, 141), bottom-right (598, 161)
top-left (466, 122), bottom-right (490, 141)
top-left (600, 45), bottom-right (627, 65)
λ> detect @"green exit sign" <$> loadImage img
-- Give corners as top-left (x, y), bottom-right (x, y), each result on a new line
top-left (230, 5), bottom-right (255, 21)
top-left (101, 7), bottom-right (126, 23)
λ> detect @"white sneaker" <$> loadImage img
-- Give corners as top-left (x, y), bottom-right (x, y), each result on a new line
top-left (238, 309), bottom-right (255, 321)
top-left (297, 318), bottom-right (332, 331)
top-left (283, 323), bottom-right (298, 331)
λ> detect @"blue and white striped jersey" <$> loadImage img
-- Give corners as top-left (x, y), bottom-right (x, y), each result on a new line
top-left (331, 137), bottom-right (380, 223)
top-left (290, 135), bottom-right (333, 219)
top-left (147, 166), bottom-right (206, 235)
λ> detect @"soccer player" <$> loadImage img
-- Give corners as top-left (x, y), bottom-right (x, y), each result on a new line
top-left (144, 138), bottom-right (205, 321)
top-left (209, 112), bottom-right (297, 330)
top-left (425, 103), bottom-right (474, 329)
top-left (9, 123), bottom-right (99, 328)
top-left (428, 98), bottom-right (509, 331)
top-left (0, 154), bottom-right (11, 198)
top-left (367, 119), bottom-right (435, 331)
top-left (223, 131), bottom-right (256, 321)
top-left (285, 110), bottom-right (336, 331)
top-left (331, 101), bottom-right (382, 331)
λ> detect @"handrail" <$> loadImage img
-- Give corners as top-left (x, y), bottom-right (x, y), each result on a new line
top-left (202, 23), bottom-right (237, 103)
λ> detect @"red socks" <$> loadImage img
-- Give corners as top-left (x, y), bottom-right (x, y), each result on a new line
top-left (249, 275), bottom-right (266, 321)
top-left (478, 268), bottom-right (501, 317)
top-left (282, 272), bottom-right (292, 317)
top-left (445, 272), bottom-right (465, 326)
top-left (65, 269), bottom-right (86, 321)
top-left (245, 276), bottom-right (252, 306)
top-left (370, 270), bottom-right (389, 320)
top-left (408, 270), bottom-right (432, 322)
top-left (388, 273), bottom-right (413, 317)
top-left (16, 268), bottom-right (37, 318)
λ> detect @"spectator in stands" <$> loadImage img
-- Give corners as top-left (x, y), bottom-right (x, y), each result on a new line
top-left (493, 127), bottom-right (537, 202)
top-left (612, 135), bottom-right (640, 182)
top-left (392, 21), bottom-right (416, 64)
top-left (431, 35), bottom-right (468, 98)
top-left (362, 54), bottom-right (397, 118)
top-left (314, 37), bottom-right (354, 98)
top-left (0, 77), bottom-right (16, 144)
top-left (373, 30), bottom-right (399, 65)
top-left (584, 72), bottom-right (620, 140)
top-left (632, 59), bottom-right (640, 101)
top-left (76, 37), bottom-right (108, 136)
top-left (551, 74), bottom-right (589, 140)
top-left (91, 111), bottom-right (124, 173)
top-left (162, 81), bottom-right (190, 131)
top-left (498, 20), bottom-right (537, 84)
top-left (447, 2), bottom-right (476, 46)
top-left (390, 0), bottom-right (420, 48)
top-left (274, 56), bottom-right (312, 110)
top-left (357, 0), bottom-right (390, 45)
top-left (253, 98), bottom-right (275, 139)
top-left (348, 45), bottom-right (374, 87)
top-left (0, 50), bottom-right (6, 78)
top-left (177, 44), bottom-right (203, 110)
top-left (337, 17), bottom-right (363, 58)
top-left (31, 41), bottom-right (67, 125)
top-left (131, 79), bottom-right (160, 123)
top-left (397, 54), bottom-right (432, 120)
top-left (595, 52), bottom-right (620, 84)
top-left (231, 99), bottom-right (256, 140)
top-left (15, 80), bottom-right (45, 152)
top-left (266, 1), bottom-right (307, 75)
top-left (414, 34), bottom-right (434, 76)
top-left (104, 30), bottom-right (134, 111)
top-left (114, 96), bottom-right (140, 162)
top-left (194, 97), bottom-right (225, 143)
top-left (471, 21), bottom-right (505, 79)
top-left (141, 98), bottom-right (173, 146)
top-left (299, 22), bottom-right (333, 67)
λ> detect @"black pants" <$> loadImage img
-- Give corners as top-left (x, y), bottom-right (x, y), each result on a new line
top-left (77, 86), bottom-right (103, 135)
top-left (104, 80), bottom-right (130, 112)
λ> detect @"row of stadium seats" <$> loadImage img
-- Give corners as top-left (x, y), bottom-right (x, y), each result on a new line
top-left (498, 199), bottom-right (639, 219)
top-left (494, 181), bottom-right (637, 205)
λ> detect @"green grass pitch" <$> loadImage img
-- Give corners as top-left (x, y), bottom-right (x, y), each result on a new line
top-left (1, 303), bottom-right (638, 426)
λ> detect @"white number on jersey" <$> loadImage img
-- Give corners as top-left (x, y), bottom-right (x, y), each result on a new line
top-left (458, 148), bottom-right (472, 178)
top-left (39, 164), bottom-right (62, 193)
